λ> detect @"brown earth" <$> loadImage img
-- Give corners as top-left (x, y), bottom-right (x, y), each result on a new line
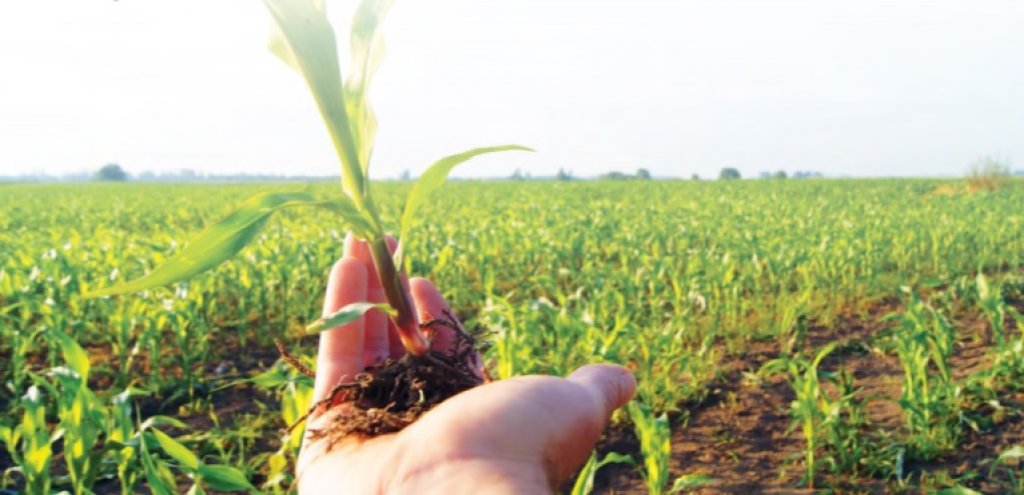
top-left (591, 293), bottom-right (1024, 494)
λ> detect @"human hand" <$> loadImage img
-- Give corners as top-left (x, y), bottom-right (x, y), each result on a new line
top-left (296, 235), bottom-right (636, 494)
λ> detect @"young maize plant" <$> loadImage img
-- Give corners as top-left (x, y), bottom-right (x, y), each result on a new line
top-left (626, 401), bottom-right (712, 494)
top-left (892, 291), bottom-right (960, 460)
top-left (0, 386), bottom-right (52, 495)
top-left (760, 343), bottom-right (837, 489)
top-left (83, 0), bottom-right (530, 437)
top-left (251, 360), bottom-right (315, 491)
top-left (977, 273), bottom-right (1007, 349)
top-left (989, 446), bottom-right (1024, 494)
top-left (569, 451), bottom-right (634, 495)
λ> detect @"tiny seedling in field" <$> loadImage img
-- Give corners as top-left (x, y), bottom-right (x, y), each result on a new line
top-left (85, 0), bottom-right (530, 437)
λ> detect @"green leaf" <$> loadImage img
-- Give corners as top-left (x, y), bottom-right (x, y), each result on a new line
top-left (0, 425), bottom-right (12, 447)
top-left (399, 145), bottom-right (533, 242)
top-left (669, 473), bottom-right (714, 493)
top-left (345, 0), bottom-right (394, 180)
top-left (51, 330), bottom-right (90, 380)
top-left (998, 445), bottom-right (1024, 462)
top-left (140, 415), bottom-right (189, 432)
top-left (85, 192), bottom-right (326, 297)
top-left (570, 451), bottom-right (634, 495)
top-left (150, 428), bottom-right (199, 471)
top-left (315, 196), bottom-right (376, 238)
top-left (263, 0), bottom-right (365, 202)
top-left (140, 454), bottom-right (178, 495)
top-left (304, 302), bottom-right (392, 335)
top-left (197, 464), bottom-right (255, 492)
top-left (936, 487), bottom-right (983, 495)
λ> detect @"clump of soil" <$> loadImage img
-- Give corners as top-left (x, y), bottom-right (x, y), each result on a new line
top-left (279, 310), bottom-right (486, 446)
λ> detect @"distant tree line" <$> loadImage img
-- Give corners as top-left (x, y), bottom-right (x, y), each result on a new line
top-left (596, 168), bottom-right (652, 181)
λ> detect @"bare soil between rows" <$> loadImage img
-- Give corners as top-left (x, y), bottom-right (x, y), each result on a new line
top-left (592, 292), bottom-right (1024, 494)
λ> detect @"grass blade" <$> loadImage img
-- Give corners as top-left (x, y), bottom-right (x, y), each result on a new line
top-left (85, 192), bottom-right (324, 297)
top-left (399, 145), bottom-right (533, 242)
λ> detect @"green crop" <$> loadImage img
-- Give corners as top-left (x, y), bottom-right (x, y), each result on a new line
top-left (892, 290), bottom-right (961, 460)
top-left (990, 446), bottom-right (1024, 494)
top-left (0, 386), bottom-right (52, 494)
top-left (3, 172), bottom-right (1024, 491)
top-left (84, 0), bottom-right (529, 357)
top-left (762, 344), bottom-right (838, 488)
top-left (977, 273), bottom-right (1008, 348)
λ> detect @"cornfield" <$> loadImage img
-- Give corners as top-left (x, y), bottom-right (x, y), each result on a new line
top-left (2, 178), bottom-right (1024, 493)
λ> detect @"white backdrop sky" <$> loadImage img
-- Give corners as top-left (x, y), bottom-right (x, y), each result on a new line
top-left (1, 1), bottom-right (1021, 179)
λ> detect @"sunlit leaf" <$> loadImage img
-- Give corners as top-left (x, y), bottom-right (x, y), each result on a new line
top-left (140, 453), bottom-right (178, 495)
top-left (669, 473), bottom-right (714, 493)
top-left (85, 192), bottom-right (329, 297)
top-left (935, 487), bottom-right (983, 495)
top-left (197, 464), bottom-right (255, 492)
top-left (997, 445), bottom-right (1024, 462)
top-left (150, 428), bottom-right (199, 471)
top-left (140, 415), bottom-right (189, 432)
top-left (51, 330), bottom-right (90, 380)
top-left (399, 145), bottom-right (533, 242)
top-left (263, 0), bottom-right (365, 202)
top-left (315, 195), bottom-right (376, 237)
top-left (346, 0), bottom-right (394, 180)
top-left (304, 301), bottom-right (392, 335)
top-left (571, 451), bottom-right (634, 495)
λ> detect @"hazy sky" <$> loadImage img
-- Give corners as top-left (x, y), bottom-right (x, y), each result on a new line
top-left (1, 1), bottom-right (1021, 179)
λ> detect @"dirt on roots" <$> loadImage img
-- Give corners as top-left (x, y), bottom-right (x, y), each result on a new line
top-left (280, 310), bottom-right (487, 446)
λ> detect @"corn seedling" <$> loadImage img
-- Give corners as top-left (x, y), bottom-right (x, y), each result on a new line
top-left (989, 446), bottom-right (1024, 494)
top-left (626, 401), bottom-right (712, 494)
top-left (760, 343), bottom-right (837, 488)
top-left (893, 290), bottom-right (961, 460)
top-left (977, 273), bottom-right (1008, 348)
top-left (251, 360), bottom-right (315, 491)
top-left (0, 386), bottom-right (52, 494)
top-left (628, 401), bottom-right (672, 494)
top-left (84, 0), bottom-right (528, 354)
top-left (82, 0), bottom-right (529, 438)
top-left (569, 451), bottom-right (634, 495)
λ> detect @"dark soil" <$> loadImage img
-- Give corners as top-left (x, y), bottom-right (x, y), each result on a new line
top-left (590, 292), bottom-right (1024, 494)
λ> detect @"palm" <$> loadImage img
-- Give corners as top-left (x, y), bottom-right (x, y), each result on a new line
top-left (296, 235), bottom-right (635, 494)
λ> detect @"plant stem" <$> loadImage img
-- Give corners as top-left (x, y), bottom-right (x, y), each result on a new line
top-left (369, 236), bottom-right (429, 356)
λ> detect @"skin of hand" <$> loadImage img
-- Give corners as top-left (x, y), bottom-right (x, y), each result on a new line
top-left (296, 234), bottom-right (637, 494)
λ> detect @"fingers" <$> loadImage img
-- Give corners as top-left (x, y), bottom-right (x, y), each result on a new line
top-left (409, 277), bottom-right (483, 376)
top-left (313, 257), bottom-right (367, 405)
top-left (345, 234), bottom-right (389, 366)
top-left (409, 277), bottom-right (456, 354)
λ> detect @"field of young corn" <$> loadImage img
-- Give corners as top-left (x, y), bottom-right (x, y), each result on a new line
top-left (2, 179), bottom-right (1024, 494)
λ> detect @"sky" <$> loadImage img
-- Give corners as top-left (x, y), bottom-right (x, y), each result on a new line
top-left (0, 0), bottom-right (1021, 179)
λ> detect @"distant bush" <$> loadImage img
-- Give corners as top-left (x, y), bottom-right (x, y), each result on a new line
top-left (95, 163), bottom-right (128, 182)
top-left (719, 167), bottom-right (741, 180)
top-left (966, 157), bottom-right (1011, 192)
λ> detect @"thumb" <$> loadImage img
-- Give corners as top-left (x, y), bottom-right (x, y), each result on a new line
top-left (567, 364), bottom-right (637, 422)
top-left (539, 364), bottom-right (635, 484)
